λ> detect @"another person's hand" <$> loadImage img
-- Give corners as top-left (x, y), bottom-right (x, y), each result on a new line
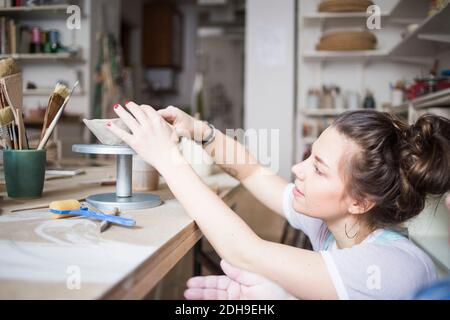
top-left (158, 106), bottom-right (210, 142)
top-left (107, 102), bottom-right (180, 171)
top-left (184, 260), bottom-right (296, 300)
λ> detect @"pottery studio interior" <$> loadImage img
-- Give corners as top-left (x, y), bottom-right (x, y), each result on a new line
top-left (0, 0), bottom-right (449, 301)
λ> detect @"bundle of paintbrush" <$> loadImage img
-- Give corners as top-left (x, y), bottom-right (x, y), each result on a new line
top-left (40, 83), bottom-right (70, 141)
top-left (0, 107), bottom-right (14, 149)
top-left (0, 58), bottom-right (21, 109)
top-left (0, 58), bottom-right (28, 150)
top-left (0, 106), bottom-right (28, 150)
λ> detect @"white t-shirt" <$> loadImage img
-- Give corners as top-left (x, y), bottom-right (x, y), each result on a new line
top-left (283, 183), bottom-right (437, 300)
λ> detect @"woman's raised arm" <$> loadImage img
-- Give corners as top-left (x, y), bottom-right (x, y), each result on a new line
top-left (158, 106), bottom-right (289, 217)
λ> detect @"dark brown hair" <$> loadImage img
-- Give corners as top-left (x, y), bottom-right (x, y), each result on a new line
top-left (332, 110), bottom-right (450, 229)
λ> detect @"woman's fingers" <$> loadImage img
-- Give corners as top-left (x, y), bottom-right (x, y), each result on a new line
top-left (124, 101), bottom-right (148, 126)
top-left (220, 260), bottom-right (265, 286)
top-left (184, 288), bottom-right (229, 300)
top-left (107, 121), bottom-right (133, 145)
top-left (157, 106), bottom-right (178, 123)
top-left (113, 104), bottom-right (139, 132)
top-left (141, 104), bottom-right (160, 122)
top-left (185, 275), bottom-right (243, 300)
top-left (187, 275), bottom-right (232, 290)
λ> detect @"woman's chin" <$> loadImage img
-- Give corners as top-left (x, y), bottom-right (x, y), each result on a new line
top-left (292, 199), bottom-right (320, 219)
top-left (292, 199), bottom-right (306, 214)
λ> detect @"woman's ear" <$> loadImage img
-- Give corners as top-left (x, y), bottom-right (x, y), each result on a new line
top-left (348, 198), bottom-right (375, 215)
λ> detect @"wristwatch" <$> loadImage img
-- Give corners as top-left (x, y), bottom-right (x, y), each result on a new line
top-left (198, 122), bottom-right (216, 147)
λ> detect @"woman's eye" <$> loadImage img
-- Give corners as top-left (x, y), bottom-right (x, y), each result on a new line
top-left (314, 165), bottom-right (322, 175)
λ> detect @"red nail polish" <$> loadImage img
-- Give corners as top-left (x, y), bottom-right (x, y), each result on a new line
top-left (114, 104), bottom-right (120, 109)
top-left (125, 101), bottom-right (131, 105)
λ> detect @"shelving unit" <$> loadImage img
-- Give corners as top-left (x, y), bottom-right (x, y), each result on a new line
top-left (301, 0), bottom-right (449, 64)
top-left (395, 88), bottom-right (450, 110)
top-left (0, 2), bottom-right (88, 107)
top-left (297, 0), bottom-right (413, 158)
top-left (390, 3), bottom-right (450, 58)
top-left (0, 0), bottom-right (122, 159)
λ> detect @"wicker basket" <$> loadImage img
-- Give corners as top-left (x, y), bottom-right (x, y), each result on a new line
top-left (318, 0), bottom-right (374, 12)
top-left (316, 31), bottom-right (377, 51)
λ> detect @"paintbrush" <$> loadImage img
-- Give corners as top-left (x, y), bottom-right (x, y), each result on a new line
top-left (40, 83), bottom-right (70, 141)
top-left (15, 108), bottom-right (28, 149)
top-left (0, 59), bottom-right (20, 111)
top-left (0, 106), bottom-right (14, 149)
top-left (38, 81), bottom-right (79, 150)
top-left (0, 58), bottom-right (19, 79)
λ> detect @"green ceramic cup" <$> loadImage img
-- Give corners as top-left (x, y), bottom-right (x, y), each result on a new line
top-left (4, 149), bottom-right (46, 199)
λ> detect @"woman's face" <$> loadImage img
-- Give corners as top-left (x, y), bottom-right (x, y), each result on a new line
top-left (291, 127), bottom-right (358, 221)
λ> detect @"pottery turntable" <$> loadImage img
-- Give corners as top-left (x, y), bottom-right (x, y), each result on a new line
top-left (72, 144), bottom-right (162, 211)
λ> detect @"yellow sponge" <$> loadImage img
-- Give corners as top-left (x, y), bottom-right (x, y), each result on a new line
top-left (49, 199), bottom-right (81, 219)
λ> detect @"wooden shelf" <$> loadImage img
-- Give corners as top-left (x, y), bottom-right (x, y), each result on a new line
top-left (0, 4), bottom-right (70, 12)
top-left (0, 4), bottom-right (78, 19)
top-left (390, 3), bottom-right (450, 58)
top-left (0, 53), bottom-right (82, 62)
top-left (302, 50), bottom-right (389, 60)
top-left (391, 88), bottom-right (450, 110)
top-left (302, 0), bottom-right (428, 23)
top-left (303, 11), bottom-right (389, 20)
top-left (385, 104), bottom-right (409, 115)
top-left (389, 0), bottom-right (430, 25)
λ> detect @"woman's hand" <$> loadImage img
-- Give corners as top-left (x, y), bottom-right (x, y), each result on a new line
top-left (158, 106), bottom-right (210, 142)
top-left (107, 102), bottom-right (181, 172)
top-left (184, 260), bottom-right (296, 300)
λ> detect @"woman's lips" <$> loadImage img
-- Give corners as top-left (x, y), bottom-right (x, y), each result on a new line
top-left (293, 186), bottom-right (304, 198)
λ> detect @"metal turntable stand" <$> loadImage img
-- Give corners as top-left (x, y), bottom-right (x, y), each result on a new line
top-left (72, 144), bottom-right (162, 211)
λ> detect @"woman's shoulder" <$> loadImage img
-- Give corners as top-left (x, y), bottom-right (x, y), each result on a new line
top-left (353, 229), bottom-right (437, 282)
top-left (323, 229), bottom-right (437, 299)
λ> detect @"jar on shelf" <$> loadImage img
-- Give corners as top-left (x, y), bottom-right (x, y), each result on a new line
top-left (332, 87), bottom-right (344, 110)
top-left (320, 86), bottom-right (333, 109)
top-left (345, 90), bottom-right (360, 110)
top-left (306, 89), bottom-right (320, 109)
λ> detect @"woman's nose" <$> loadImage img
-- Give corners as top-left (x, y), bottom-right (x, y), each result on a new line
top-left (292, 163), bottom-right (305, 180)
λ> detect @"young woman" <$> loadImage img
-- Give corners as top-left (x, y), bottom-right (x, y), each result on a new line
top-left (107, 102), bottom-right (450, 300)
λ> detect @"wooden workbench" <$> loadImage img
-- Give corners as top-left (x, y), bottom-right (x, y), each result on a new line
top-left (0, 164), bottom-right (239, 299)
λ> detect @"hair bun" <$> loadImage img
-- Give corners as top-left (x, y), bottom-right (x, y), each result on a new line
top-left (401, 114), bottom-right (450, 197)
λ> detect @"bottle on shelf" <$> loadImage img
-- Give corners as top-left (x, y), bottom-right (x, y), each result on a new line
top-left (48, 30), bottom-right (61, 53)
top-left (306, 88), bottom-right (320, 109)
top-left (30, 27), bottom-right (41, 54)
top-left (363, 90), bottom-right (376, 109)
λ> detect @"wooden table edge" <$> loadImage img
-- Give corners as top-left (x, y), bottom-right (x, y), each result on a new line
top-left (99, 222), bottom-right (202, 300)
